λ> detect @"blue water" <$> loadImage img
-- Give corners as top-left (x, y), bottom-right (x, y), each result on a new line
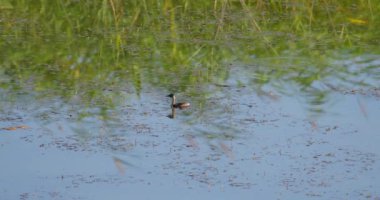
top-left (1, 60), bottom-right (380, 200)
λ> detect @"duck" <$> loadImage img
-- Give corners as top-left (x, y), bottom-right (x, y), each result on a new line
top-left (166, 94), bottom-right (190, 109)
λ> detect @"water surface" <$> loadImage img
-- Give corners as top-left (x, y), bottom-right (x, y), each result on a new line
top-left (1, 1), bottom-right (380, 199)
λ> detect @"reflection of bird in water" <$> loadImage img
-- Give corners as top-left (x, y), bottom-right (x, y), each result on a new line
top-left (166, 94), bottom-right (190, 109)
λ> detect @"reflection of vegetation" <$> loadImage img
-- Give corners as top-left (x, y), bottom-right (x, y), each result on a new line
top-left (0, 0), bottom-right (379, 113)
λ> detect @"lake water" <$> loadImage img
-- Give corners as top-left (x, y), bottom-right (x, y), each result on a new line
top-left (1, 1), bottom-right (380, 200)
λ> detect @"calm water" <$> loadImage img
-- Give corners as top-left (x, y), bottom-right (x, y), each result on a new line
top-left (1, 1), bottom-right (380, 200)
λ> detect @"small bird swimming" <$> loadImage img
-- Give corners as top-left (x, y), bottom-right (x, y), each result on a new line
top-left (166, 94), bottom-right (190, 109)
